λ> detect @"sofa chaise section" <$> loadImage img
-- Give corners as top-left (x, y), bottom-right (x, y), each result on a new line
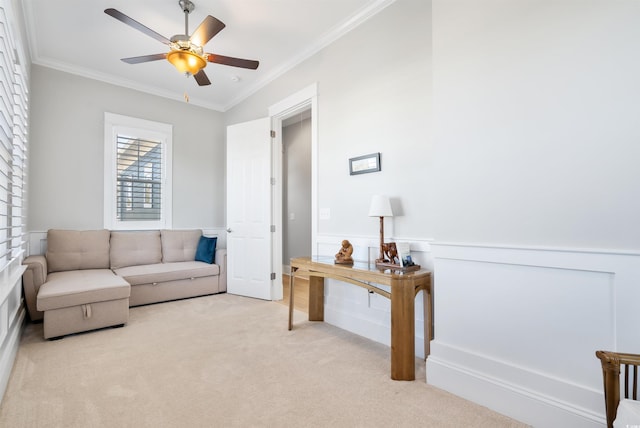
top-left (32, 229), bottom-right (130, 339)
top-left (37, 269), bottom-right (130, 339)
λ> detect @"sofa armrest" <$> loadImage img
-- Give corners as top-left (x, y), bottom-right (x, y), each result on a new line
top-left (215, 249), bottom-right (227, 292)
top-left (23, 255), bottom-right (47, 321)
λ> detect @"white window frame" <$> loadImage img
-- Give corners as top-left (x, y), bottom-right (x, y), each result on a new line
top-left (104, 112), bottom-right (172, 230)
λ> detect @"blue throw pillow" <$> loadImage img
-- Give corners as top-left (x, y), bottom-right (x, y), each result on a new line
top-left (195, 236), bottom-right (217, 264)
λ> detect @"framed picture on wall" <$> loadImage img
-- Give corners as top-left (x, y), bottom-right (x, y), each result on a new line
top-left (349, 152), bottom-right (381, 175)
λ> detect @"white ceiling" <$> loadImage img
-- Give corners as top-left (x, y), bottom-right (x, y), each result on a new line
top-left (22, 0), bottom-right (393, 111)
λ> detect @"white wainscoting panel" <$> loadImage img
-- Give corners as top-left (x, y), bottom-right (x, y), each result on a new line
top-left (0, 256), bottom-right (27, 402)
top-left (314, 235), bottom-right (433, 359)
top-left (427, 242), bottom-right (640, 427)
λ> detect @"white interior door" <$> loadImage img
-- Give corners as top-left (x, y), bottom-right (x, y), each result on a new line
top-left (226, 117), bottom-right (272, 300)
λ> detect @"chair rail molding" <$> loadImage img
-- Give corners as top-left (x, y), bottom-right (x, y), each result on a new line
top-left (27, 228), bottom-right (228, 257)
top-left (427, 241), bottom-right (640, 428)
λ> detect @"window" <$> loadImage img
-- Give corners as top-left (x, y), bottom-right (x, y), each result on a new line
top-left (104, 113), bottom-right (172, 230)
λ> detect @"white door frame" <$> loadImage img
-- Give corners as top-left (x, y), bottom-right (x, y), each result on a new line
top-left (268, 83), bottom-right (319, 300)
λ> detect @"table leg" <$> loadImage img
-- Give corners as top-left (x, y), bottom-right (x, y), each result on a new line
top-left (308, 275), bottom-right (324, 322)
top-left (390, 277), bottom-right (416, 381)
top-left (288, 267), bottom-right (296, 330)
top-left (423, 284), bottom-right (432, 359)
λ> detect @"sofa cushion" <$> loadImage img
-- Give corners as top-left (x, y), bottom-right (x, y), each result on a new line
top-left (195, 236), bottom-right (217, 264)
top-left (161, 229), bottom-right (202, 263)
top-left (114, 261), bottom-right (220, 286)
top-left (37, 269), bottom-right (130, 311)
top-left (46, 229), bottom-right (111, 273)
top-left (110, 231), bottom-right (162, 269)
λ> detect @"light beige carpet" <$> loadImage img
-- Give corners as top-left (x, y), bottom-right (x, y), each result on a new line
top-left (0, 293), bottom-right (528, 427)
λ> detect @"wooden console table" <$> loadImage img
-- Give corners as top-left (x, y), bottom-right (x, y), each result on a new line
top-left (288, 256), bottom-right (433, 381)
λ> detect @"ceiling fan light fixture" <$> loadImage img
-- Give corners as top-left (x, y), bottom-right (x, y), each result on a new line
top-left (167, 49), bottom-right (206, 75)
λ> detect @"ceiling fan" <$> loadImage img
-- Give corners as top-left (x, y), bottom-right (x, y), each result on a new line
top-left (104, 0), bottom-right (259, 86)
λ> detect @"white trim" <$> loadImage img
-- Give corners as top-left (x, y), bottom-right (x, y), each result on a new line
top-left (315, 233), bottom-right (433, 264)
top-left (268, 83), bottom-right (318, 117)
top-left (427, 352), bottom-right (604, 428)
top-left (427, 242), bottom-right (640, 427)
top-left (431, 240), bottom-right (640, 257)
top-left (28, 228), bottom-right (227, 257)
top-left (268, 83), bottom-right (319, 300)
top-left (104, 112), bottom-right (173, 231)
top-left (32, 58), bottom-right (228, 112)
top-left (0, 306), bottom-right (25, 404)
top-left (224, 0), bottom-right (395, 110)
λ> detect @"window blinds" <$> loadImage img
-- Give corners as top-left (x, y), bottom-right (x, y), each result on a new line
top-left (116, 136), bottom-right (162, 221)
top-left (0, 2), bottom-right (28, 271)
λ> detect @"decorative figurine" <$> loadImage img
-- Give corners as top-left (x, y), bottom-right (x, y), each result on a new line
top-left (381, 242), bottom-right (399, 265)
top-left (335, 239), bottom-right (354, 265)
top-left (376, 241), bottom-right (421, 272)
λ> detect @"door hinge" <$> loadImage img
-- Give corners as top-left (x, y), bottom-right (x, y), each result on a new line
top-left (271, 177), bottom-right (276, 185)
top-left (270, 225), bottom-right (276, 232)
top-left (271, 272), bottom-right (276, 280)
top-left (270, 130), bottom-right (276, 138)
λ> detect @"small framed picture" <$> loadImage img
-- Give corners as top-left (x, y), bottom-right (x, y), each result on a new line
top-left (349, 152), bottom-right (381, 175)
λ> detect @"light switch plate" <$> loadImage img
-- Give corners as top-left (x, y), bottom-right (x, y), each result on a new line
top-left (319, 208), bottom-right (330, 220)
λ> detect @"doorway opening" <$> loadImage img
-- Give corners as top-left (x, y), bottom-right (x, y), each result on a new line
top-left (282, 110), bottom-right (312, 271)
top-left (268, 83), bottom-right (318, 301)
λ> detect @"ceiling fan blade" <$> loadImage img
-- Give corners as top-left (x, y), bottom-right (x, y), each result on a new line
top-left (193, 69), bottom-right (211, 86)
top-left (104, 8), bottom-right (171, 45)
top-left (206, 53), bottom-right (259, 70)
top-left (190, 16), bottom-right (225, 47)
top-left (121, 53), bottom-right (167, 64)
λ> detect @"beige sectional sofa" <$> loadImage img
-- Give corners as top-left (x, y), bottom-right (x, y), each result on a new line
top-left (22, 229), bottom-right (227, 339)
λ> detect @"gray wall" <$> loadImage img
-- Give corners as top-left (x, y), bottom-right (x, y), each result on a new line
top-left (431, 0), bottom-right (640, 250)
top-left (226, 0), bottom-right (432, 241)
top-left (28, 65), bottom-right (226, 231)
top-left (227, 0), bottom-right (640, 252)
top-left (283, 117), bottom-right (312, 263)
top-left (26, 0), bottom-right (640, 250)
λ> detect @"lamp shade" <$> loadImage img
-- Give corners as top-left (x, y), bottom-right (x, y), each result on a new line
top-left (167, 50), bottom-right (207, 75)
top-left (368, 195), bottom-right (393, 217)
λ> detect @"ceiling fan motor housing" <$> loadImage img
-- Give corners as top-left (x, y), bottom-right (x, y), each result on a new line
top-left (170, 34), bottom-right (202, 52)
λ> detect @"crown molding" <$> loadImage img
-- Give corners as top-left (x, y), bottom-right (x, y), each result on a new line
top-left (22, 0), bottom-right (396, 112)
top-left (222, 0), bottom-right (396, 111)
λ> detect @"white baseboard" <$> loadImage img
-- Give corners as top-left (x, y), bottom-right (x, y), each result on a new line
top-left (427, 348), bottom-right (604, 427)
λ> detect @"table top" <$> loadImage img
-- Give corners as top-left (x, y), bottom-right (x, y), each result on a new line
top-left (290, 256), bottom-right (431, 280)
